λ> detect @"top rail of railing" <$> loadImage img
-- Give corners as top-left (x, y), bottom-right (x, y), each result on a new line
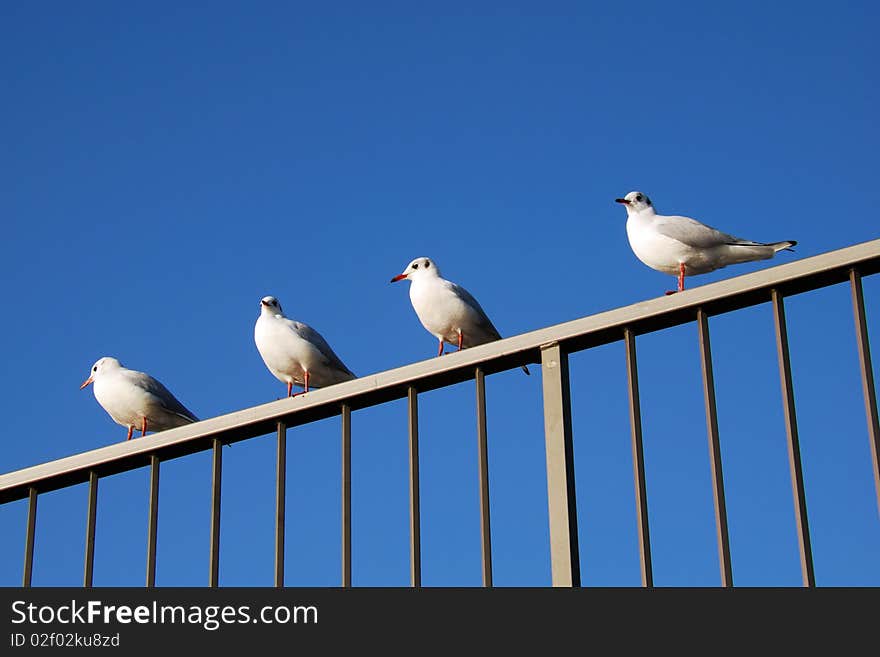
top-left (2, 238), bottom-right (878, 504)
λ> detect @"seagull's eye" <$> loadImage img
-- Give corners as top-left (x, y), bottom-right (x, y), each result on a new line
top-left (412, 263), bottom-right (419, 269)
top-left (636, 195), bottom-right (643, 202)
top-left (424, 261), bottom-right (430, 268)
top-left (93, 366), bottom-right (97, 372)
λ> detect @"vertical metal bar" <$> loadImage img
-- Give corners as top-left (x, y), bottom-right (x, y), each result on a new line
top-left (209, 438), bottom-right (222, 588)
top-left (22, 487), bottom-right (37, 587)
top-left (146, 455), bottom-right (160, 588)
top-left (83, 471), bottom-right (98, 587)
top-left (696, 309), bottom-right (733, 587)
top-left (341, 405), bottom-right (352, 588)
top-left (540, 342), bottom-right (581, 587)
top-left (623, 329), bottom-right (653, 587)
top-left (771, 289), bottom-right (816, 587)
top-left (475, 367), bottom-right (493, 587)
top-left (275, 421), bottom-right (287, 588)
top-left (407, 386), bottom-right (422, 587)
top-left (850, 268), bottom-right (880, 516)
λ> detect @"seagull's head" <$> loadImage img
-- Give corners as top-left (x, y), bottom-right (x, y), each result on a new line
top-left (260, 296), bottom-right (284, 316)
top-left (390, 257), bottom-right (440, 283)
top-left (615, 191), bottom-right (654, 215)
top-left (80, 357), bottom-right (122, 389)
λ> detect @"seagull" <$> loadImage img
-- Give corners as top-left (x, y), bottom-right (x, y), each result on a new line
top-left (80, 357), bottom-right (199, 441)
top-left (391, 257), bottom-right (529, 374)
top-left (254, 296), bottom-right (357, 397)
top-left (615, 191), bottom-right (797, 294)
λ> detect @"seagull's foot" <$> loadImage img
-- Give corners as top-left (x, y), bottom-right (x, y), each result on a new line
top-left (291, 390), bottom-right (308, 398)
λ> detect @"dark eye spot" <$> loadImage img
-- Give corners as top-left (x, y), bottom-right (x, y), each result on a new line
top-left (636, 194), bottom-right (643, 202)
top-left (93, 366), bottom-right (97, 372)
top-left (424, 261), bottom-right (430, 268)
top-left (412, 263), bottom-right (419, 269)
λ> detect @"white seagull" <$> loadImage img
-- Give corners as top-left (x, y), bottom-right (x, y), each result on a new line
top-left (615, 191), bottom-right (796, 294)
top-left (391, 257), bottom-right (529, 374)
top-left (254, 296), bottom-right (356, 397)
top-left (80, 357), bottom-right (199, 441)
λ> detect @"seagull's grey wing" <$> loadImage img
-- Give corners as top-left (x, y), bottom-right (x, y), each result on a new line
top-left (654, 215), bottom-right (751, 249)
top-left (135, 373), bottom-right (199, 423)
top-left (449, 282), bottom-right (528, 374)
top-left (448, 282), bottom-right (503, 341)
top-left (292, 321), bottom-right (356, 377)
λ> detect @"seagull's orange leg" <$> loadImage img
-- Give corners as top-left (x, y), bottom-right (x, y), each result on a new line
top-left (457, 330), bottom-right (463, 351)
top-left (437, 339), bottom-right (444, 357)
top-left (126, 426), bottom-right (133, 441)
top-left (665, 263), bottom-right (687, 296)
top-left (287, 381), bottom-right (293, 397)
top-left (141, 417), bottom-right (147, 437)
top-left (292, 371), bottom-right (310, 397)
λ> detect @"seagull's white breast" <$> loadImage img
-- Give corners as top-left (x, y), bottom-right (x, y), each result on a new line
top-left (255, 314), bottom-right (331, 385)
top-left (93, 372), bottom-right (154, 428)
top-left (626, 214), bottom-right (700, 275)
top-left (409, 279), bottom-right (473, 343)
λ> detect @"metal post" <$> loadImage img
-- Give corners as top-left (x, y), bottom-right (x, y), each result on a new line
top-left (275, 421), bottom-right (287, 588)
top-left (83, 472), bottom-right (98, 587)
top-left (771, 289), bottom-right (816, 587)
top-left (209, 438), bottom-right (222, 587)
top-left (540, 342), bottom-right (581, 587)
top-left (146, 455), bottom-right (160, 588)
top-left (407, 386), bottom-right (422, 587)
top-left (341, 405), bottom-right (352, 588)
top-left (22, 487), bottom-right (37, 587)
top-left (475, 367), bottom-right (493, 587)
top-left (849, 268), bottom-right (880, 517)
top-left (696, 310), bottom-right (733, 586)
top-left (623, 329), bottom-right (653, 587)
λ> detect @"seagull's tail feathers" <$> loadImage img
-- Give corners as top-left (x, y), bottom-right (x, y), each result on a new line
top-left (175, 410), bottom-right (199, 424)
top-left (771, 240), bottom-right (797, 253)
top-left (726, 239), bottom-right (798, 263)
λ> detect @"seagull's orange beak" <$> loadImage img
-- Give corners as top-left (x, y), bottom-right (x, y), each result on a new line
top-left (80, 376), bottom-right (93, 390)
top-left (390, 273), bottom-right (407, 283)
top-left (615, 198), bottom-right (630, 205)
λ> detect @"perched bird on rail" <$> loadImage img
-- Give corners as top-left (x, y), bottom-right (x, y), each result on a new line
top-left (80, 357), bottom-right (199, 441)
top-left (254, 295), bottom-right (357, 397)
top-left (391, 257), bottom-right (529, 375)
top-left (615, 191), bottom-right (797, 294)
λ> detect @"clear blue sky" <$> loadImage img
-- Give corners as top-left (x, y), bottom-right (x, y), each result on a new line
top-left (1, 1), bottom-right (878, 587)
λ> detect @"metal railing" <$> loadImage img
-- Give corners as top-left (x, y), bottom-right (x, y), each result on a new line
top-left (2, 239), bottom-right (879, 588)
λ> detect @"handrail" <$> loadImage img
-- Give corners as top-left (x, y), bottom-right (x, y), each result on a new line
top-left (2, 238), bottom-right (879, 505)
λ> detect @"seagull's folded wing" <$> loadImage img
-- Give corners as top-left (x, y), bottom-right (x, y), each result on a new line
top-left (448, 282), bottom-right (503, 341)
top-left (292, 321), bottom-right (356, 378)
top-left (654, 215), bottom-right (745, 249)
top-left (138, 374), bottom-right (199, 423)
